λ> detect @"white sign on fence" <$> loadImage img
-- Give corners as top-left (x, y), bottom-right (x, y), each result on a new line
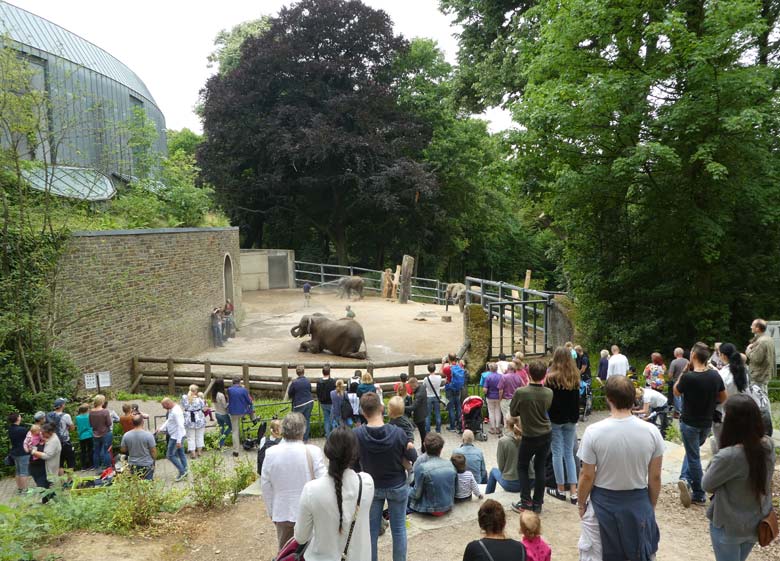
top-left (83, 371), bottom-right (112, 389)
top-left (98, 371), bottom-right (112, 387)
top-left (83, 372), bottom-right (98, 390)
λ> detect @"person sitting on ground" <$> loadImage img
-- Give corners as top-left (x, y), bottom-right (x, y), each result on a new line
top-left (388, 396), bottom-right (415, 443)
top-left (452, 452), bottom-right (483, 502)
top-left (453, 429), bottom-right (487, 484)
top-left (119, 404), bottom-right (135, 434)
top-left (356, 371), bottom-right (376, 398)
top-left (261, 412), bottom-right (326, 553)
top-left (486, 416), bottom-right (523, 494)
top-left (294, 427), bottom-right (375, 561)
top-left (120, 415), bottom-right (157, 480)
top-left (405, 377), bottom-right (429, 451)
top-left (394, 372), bottom-right (411, 397)
top-left (409, 432), bottom-right (457, 516)
top-left (256, 419), bottom-right (282, 476)
top-left (520, 510), bottom-right (551, 561)
top-left (702, 394), bottom-right (775, 561)
top-left (577, 375), bottom-right (664, 561)
top-left (462, 499), bottom-right (527, 561)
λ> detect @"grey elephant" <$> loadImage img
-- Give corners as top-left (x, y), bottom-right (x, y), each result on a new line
top-left (337, 276), bottom-right (364, 300)
top-left (445, 282), bottom-right (468, 312)
top-left (290, 314), bottom-right (368, 359)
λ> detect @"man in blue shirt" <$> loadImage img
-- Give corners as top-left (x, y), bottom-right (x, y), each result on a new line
top-left (287, 365), bottom-right (314, 441)
top-left (302, 282), bottom-right (312, 307)
top-left (227, 376), bottom-right (254, 457)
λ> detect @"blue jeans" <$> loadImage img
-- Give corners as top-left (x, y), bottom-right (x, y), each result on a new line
top-left (93, 433), bottom-right (113, 471)
top-left (485, 467), bottom-right (522, 494)
top-left (680, 421), bottom-right (710, 502)
top-left (294, 401), bottom-right (314, 441)
top-left (211, 325), bottom-right (223, 346)
top-left (369, 483), bottom-right (408, 561)
top-left (425, 397), bottom-right (441, 433)
top-left (551, 422), bottom-right (578, 486)
top-left (215, 413), bottom-right (232, 447)
top-left (446, 388), bottom-right (462, 429)
top-left (130, 465), bottom-right (155, 480)
top-left (166, 438), bottom-right (188, 476)
top-left (710, 522), bottom-right (755, 561)
top-left (321, 404), bottom-right (332, 438)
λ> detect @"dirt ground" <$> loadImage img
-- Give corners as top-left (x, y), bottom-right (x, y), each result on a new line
top-left (42, 471), bottom-right (780, 561)
top-left (185, 289), bottom-right (465, 381)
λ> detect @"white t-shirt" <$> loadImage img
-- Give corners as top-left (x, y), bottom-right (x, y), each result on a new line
top-left (607, 354), bottom-right (630, 378)
top-left (578, 415), bottom-right (665, 490)
top-left (496, 360), bottom-right (510, 375)
top-left (642, 388), bottom-right (667, 409)
top-left (424, 374), bottom-right (442, 398)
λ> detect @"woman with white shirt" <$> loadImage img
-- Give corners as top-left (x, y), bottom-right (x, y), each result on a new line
top-left (261, 412), bottom-right (326, 552)
top-left (712, 343), bottom-right (749, 452)
top-left (295, 427), bottom-right (374, 561)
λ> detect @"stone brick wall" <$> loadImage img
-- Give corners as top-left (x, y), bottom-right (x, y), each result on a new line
top-left (54, 227), bottom-right (241, 390)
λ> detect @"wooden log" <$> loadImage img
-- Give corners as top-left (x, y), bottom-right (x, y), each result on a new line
top-left (129, 357), bottom-right (142, 393)
top-left (398, 255), bottom-right (414, 304)
top-left (281, 364), bottom-right (289, 395)
top-left (242, 364), bottom-right (250, 389)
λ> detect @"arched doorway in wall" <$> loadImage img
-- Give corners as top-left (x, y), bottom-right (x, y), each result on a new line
top-left (223, 254), bottom-right (234, 303)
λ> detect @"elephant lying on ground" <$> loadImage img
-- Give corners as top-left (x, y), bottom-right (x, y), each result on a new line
top-left (290, 314), bottom-right (368, 359)
top-left (445, 282), bottom-right (467, 312)
top-left (337, 276), bottom-right (364, 300)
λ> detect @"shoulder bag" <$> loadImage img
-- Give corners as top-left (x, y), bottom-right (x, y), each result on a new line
top-left (478, 538), bottom-right (525, 561)
top-left (759, 508), bottom-right (778, 547)
top-left (340, 472), bottom-right (364, 561)
top-left (274, 447), bottom-right (317, 561)
top-left (427, 375), bottom-right (448, 407)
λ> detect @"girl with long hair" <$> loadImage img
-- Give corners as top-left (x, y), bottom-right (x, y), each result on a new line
top-left (703, 394), bottom-right (775, 561)
top-left (545, 346), bottom-right (580, 503)
top-left (294, 428), bottom-right (375, 560)
top-left (211, 377), bottom-right (231, 449)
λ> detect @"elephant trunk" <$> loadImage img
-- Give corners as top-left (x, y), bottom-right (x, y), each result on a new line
top-left (290, 325), bottom-right (301, 337)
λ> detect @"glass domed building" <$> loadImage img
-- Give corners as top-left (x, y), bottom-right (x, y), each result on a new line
top-left (0, 1), bottom-right (166, 200)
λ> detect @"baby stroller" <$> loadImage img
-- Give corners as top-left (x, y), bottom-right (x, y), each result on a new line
top-left (579, 378), bottom-right (593, 422)
top-left (462, 395), bottom-right (488, 441)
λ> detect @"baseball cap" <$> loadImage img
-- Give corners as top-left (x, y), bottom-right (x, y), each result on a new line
top-left (53, 397), bottom-right (68, 408)
top-left (33, 411), bottom-right (46, 421)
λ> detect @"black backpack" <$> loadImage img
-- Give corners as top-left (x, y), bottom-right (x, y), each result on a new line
top-left (340, 395), bottom-right (354, 420)
top-left (257, 437), bottom-right (280, 475)
top-left (45, 411), bottom-right (69, 442)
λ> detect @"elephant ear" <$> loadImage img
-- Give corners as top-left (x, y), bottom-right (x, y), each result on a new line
top-left (308, 316), bottom-right (313, 333)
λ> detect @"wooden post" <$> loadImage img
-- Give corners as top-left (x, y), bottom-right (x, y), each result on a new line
top-left (242, 363), bottom-right (250, 390)
top-left (167, 358), bottom-right (175, 395)
top-left (367, 363), bottom-right (374, 377)
top-left (281, 365), bottom-right (289, 397)
top-left (392, 265), bottom-right (401, 299)
top-left (129, 357), bottom-right (142, 393)
top-left (204, 360), bottom-right (212, 388)
top-left (524, 270), bottom-right (532, 290)
top-left (407, 361), bottom-right (415, 377)
top-left (398, 255), bottom-right (414, 304)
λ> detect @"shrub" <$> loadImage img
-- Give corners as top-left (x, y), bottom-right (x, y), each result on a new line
top-left (229, 458), bottom-right (257, 504)
top-left (110, 472), bottom-right (169, 531)
top-left (189, 452), bottom-right (231, 509)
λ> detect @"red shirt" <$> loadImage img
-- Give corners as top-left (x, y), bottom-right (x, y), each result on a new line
top-left (442, 364), bottom-right (452, 383)
top-left (393, 382), bottom-right (412, 395)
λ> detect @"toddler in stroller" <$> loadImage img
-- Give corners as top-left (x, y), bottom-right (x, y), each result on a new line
top-left (462, 395), bottom-right (488, 441)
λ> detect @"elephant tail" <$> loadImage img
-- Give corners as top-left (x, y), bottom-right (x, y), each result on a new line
top-left (360, 332), bottom-right (368, 355)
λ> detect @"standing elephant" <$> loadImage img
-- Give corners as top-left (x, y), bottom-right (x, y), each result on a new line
top-left (445, 282), bottom-right (468, 312)
top-left (337, 276), bottom-right (364, 300)
top-left (290, 314), bottom-right (368, 359)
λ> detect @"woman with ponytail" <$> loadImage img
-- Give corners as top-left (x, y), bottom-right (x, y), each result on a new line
top-left (711, 343), bottom-right (750, 451)
top-left (294, 427), bottom-right (375, 561)
top-left (703, 394), bottom-right (775, 561)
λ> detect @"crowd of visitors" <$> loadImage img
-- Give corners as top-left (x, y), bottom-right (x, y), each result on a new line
top-left (4, 316), bottom-right (778, 560)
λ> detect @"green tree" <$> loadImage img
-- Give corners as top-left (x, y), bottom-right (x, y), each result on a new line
top-left (207, 18), bottom-right (270, 75)
top-left (447, 0), bottom-right (780, 351)
top-left (167, 128), bottom-right (202, 158)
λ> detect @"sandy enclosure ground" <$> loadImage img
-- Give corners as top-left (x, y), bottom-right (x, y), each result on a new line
top-left (190, 289), bottom-right (465, 380)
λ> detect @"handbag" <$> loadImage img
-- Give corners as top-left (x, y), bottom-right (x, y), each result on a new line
top-left (758, 508), bottom-right (778, 547)
top-left (3, 454), bottom-right (14, 467)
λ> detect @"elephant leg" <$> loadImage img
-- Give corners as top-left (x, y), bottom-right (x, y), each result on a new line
top-left (298, 341), bottom-right (309, 353)
top-left (346, 351), bottom-right (367, 360)
top-left (459, 298), bottom-right (465, 313)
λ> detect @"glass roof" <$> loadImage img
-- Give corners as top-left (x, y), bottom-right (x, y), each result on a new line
top-left (22, 165), bottom-right (116, 201)
top-left (0, 1), bottom-right (158, 105)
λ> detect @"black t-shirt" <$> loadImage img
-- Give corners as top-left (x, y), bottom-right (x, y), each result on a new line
top-left (8, 424), bottom-right (29, 456)
top-left (578, 353), bottom-right (591, 380)
top-left (678, 369), bottom-right (725, 428)
top-left (546, 384), bottom-right (580, 424)
top-left (316, 378), bottom-right (336, 404)
top-left (463, 538), bottom-right (526, 561)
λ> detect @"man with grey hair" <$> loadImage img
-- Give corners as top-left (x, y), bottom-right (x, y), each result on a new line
top-left (747, 318), bottom-right (776, 392)
top-left (453, 429), bottom-right (487, 484)
top-left (668, 347), bottom-right (689, 414)
top-left (155, 398), bottom-right (187, 482)
top-left (260, 412), bottom-right (325, 553)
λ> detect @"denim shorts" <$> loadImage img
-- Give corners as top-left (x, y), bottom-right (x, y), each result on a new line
top-left (14, 454), bottom-right (30, 476)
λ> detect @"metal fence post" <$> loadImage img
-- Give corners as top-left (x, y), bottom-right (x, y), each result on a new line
top-left (320, 264), bottom-right (325, 286)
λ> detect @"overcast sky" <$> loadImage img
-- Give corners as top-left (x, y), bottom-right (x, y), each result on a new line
top-left (8, 0), bottom-right (512, 133)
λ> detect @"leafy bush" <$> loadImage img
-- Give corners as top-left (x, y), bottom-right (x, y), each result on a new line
top-left (189, 452), bottom-right (232, 509)
top-left (110, 472), bottom-right (170, 531)
top-left (109, 186), bottom-right (165, 229)
top-left (230, 458), bottom-right (257, 504)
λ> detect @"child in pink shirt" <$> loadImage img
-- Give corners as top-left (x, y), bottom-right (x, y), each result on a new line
top-left (23, 424), bottom-right (42, 453)
top-left (520, 510), bottom-right (551, 561)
